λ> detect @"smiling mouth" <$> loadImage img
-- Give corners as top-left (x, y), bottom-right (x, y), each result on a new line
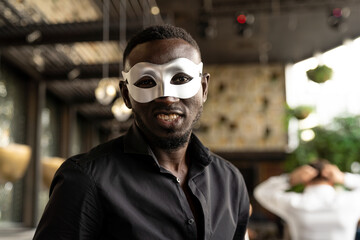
top-left (157, 113), bottom-right (180, 122)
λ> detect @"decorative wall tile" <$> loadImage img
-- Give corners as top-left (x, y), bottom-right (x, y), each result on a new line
top-left (195, 64), bottom-right (287, 151)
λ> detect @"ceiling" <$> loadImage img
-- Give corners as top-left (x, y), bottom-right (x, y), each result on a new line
top-left (1, 0), bottom-right (359, 134)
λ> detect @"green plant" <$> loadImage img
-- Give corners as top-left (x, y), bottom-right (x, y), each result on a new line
top-left (285, 115), bottom-right (360, 173)
top-left (306, 65), bottom-right (333, 83)
top-left (283, 105), bottom-right (314, 133)
top-left (291, 105), bottom-right (314, 120)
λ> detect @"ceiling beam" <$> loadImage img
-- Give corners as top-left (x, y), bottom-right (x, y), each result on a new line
top-left (209, 0), bottom-right (358, 16)
top-left (1, 51), bottom-right (45, 82)
top-left (0, 21), bottom-right (141, 47)
top-left (43, 63), bottom-right (121, 80)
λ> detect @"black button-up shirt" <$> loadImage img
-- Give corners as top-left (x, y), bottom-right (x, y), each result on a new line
top-left (34, 125), bottom-right (249, 240)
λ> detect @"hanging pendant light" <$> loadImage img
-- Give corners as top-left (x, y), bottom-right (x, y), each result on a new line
top-left (95, 77), bottom-right (118, 105)
top-left (111, 97), bottom-right (132, 122)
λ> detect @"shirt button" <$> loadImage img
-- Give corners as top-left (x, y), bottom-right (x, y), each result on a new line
top-left (187, 218), bottom-right (195, 225)
top-left (176, 177), bottom-right (181, 183)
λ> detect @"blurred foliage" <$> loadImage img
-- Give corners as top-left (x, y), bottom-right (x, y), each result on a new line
top-left (287, 183), bottom-right (345, 193)
top-left (285, 115), bottom-right (360, 173)
top-left (306, 65), bottom-right (333, 83)
top-left (286, 184), bottom-right (305, 193)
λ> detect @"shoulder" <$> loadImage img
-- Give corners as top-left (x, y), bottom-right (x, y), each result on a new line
top-left (208, 152), bottom-right (244, 181)
top-left (203, 152), bottom-right (248, 201)
top-left (52, 136), bottom-right (125, 187)
top-left (190, 134), bottom-right (244, 181)
top-left (67, 136), bottom-right (125, 170)
top-left (77, 136), bottom-right (124, 164)
top-left (343, 173), bottom-right (360, 190)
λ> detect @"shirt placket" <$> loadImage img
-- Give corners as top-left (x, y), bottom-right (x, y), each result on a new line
top-left (158, 164), bottom-right (198, 240)
top-left (172, 175), bottom-right (198, 240)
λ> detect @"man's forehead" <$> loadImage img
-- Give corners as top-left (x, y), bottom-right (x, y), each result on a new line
top-left (124, 39), bottom-right (201, 71)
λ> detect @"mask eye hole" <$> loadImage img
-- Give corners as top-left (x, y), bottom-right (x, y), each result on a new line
top-left (171, 73), bottom-right (193, 85)
top-left (134, 76), bottom-right (157, 88)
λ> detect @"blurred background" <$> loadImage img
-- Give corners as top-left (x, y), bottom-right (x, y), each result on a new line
top-left (0, 0), bottom-right (360, 239)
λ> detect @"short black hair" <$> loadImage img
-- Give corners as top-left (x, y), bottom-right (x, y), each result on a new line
top-left (123, 24), bottom-right (200, 68)
top-left (308, 159), bottom-right (330, 182)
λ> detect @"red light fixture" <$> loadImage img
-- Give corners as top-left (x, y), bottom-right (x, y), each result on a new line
top-left (237, 14), bottom-right (247, 24)
top-left (332, 8), bottom-right (342, 18)
top-left (327, 7), bottom-right (351, 31)
top-left (235, 13), bottom-right (255, 37)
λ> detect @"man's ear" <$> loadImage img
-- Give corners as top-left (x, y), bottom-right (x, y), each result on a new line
top-left (201, 73), bottom-right (210, 103)
top-left (119, 81), bottom-right (132, 109)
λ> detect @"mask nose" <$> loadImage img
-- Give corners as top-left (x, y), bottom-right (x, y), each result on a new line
top-left (156, 80), bottom-right (181, 104)
top-left (159, 73), bottom-right (173, 98)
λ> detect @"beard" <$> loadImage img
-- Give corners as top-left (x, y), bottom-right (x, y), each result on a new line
top-left (134, 106), bottom-right (203, 151)
top-left (156, 129), bottom-right (191, 151)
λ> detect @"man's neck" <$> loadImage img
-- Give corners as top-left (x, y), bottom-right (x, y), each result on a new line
top-left (151, 143), bottom-right (190, 186)
top-left (152, 143), bottom-right (188, 170)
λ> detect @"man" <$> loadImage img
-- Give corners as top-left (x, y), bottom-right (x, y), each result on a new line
top-left (33, 25), bottom-right (249, 240)
top-left (254, 160), bottom-right (360, 240)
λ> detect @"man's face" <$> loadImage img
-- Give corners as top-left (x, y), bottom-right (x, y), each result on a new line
top-left (120, 38), bottom-right (209, 150)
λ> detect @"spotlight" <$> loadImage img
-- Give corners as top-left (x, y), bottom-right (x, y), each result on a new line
top-left (150, 6), bottom-right (160, 15)
top-left (327, 7), bottom-right (350, 32)
top-left (199, 14), bottom-right (217, 39)
top-left (236, 14), bottom-right (246, 24)
top-left (235, 12), bottom-right (255, 37)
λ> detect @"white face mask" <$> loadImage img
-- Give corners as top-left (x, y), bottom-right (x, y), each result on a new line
top-left (121, 58), bottom-right (203, 103)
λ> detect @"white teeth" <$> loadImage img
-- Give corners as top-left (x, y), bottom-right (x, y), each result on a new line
top-left (157, 114), bottom-right (179, 121)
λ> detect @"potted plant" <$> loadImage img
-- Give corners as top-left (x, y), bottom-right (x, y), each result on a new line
top-left (292, 105), bottom-right (314, 120)
top-left (306, 65), bottom-right (333, 83)
top-left (286, 105), bottom-right (314, 121)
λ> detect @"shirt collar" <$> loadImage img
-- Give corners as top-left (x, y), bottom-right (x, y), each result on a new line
top-left (123, 124), bottom-right (154, 156)
top-left (304, 184), bottom-right (335, 194)
top-left (187, 134), bottom-right (212, 167)
top-left (123, 124), bottom-right (213, 168)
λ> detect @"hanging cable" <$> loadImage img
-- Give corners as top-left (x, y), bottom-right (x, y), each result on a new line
top-left (112, 0), bottom-right (132, 122)
top-left (95, 0), bottom-right (117, 105)
top-left (102, 0), bottom-right (110, 79)
top-left (120, 0), bottom-right (126, 73)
